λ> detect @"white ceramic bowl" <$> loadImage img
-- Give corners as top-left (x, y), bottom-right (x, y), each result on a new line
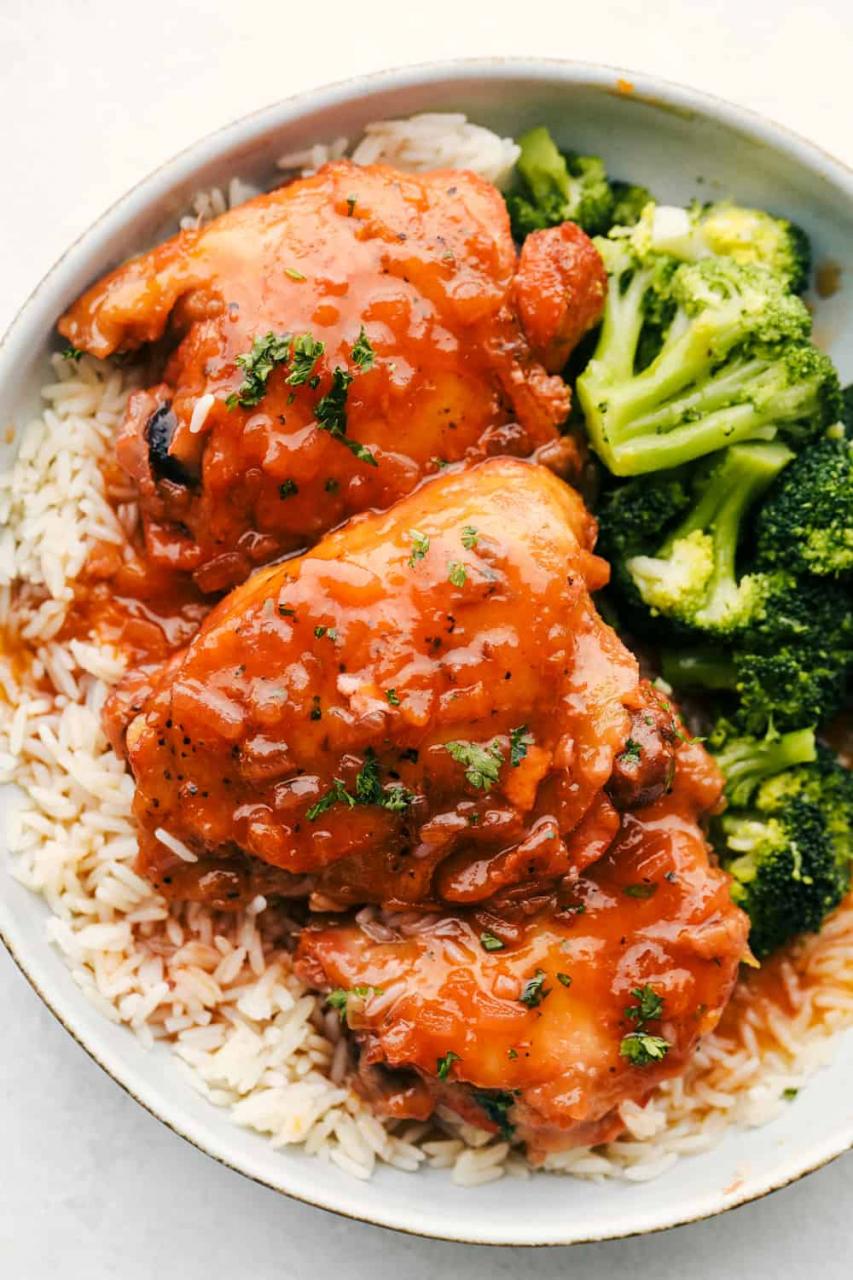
top-left (2, 59), bottom-right (852, 1246)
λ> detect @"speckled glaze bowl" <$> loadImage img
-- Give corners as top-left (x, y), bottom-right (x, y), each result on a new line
top-left (1, 59), bottom-right (852, 1246)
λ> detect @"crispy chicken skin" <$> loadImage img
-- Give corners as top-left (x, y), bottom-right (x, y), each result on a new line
top-left (114, 457), bottom-right (655, 910)
top-left (296, 740), bottom-right (748, 1156)
top-left (59, 164), bottom-right (604, 592)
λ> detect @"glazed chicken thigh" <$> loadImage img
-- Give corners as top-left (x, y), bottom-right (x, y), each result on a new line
top-left (297, 740), bottom-right (749, 1155)
top-left (114, 457), bottom-right (660, 911)
top-left (61, 163), bottom-right (604, 592)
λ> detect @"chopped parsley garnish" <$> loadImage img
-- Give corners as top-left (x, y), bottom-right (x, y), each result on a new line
top-left (407, 529), bottom-right (430, 567)
top-left (620, 738), bottom-right (643, 764)
top-left (519, 968), bottom-right (550, 1008)
top-left (385, 688), bottom-right (400, 706)
top-left (447, 560), bottom-right (467, 587)
top-left (436, 1051), bottom-right (460, 1081)
top-left (284, 267), bottom-right (306, 281)
top-left (346, 195), bottom-right (357, 216)
top-left (314, 625), bottom-right (327, 638)
top-left (556, 972), bottom-right (572, 988)
top-left (460, 525), bottom-right (479, 550)
top-left (306, 748), bottom-right (414, 821)
top-left (351, 326), bottom-right (376, 369)
top-left (509, 725), bottom-right (533, 768)
top-left (309, 695), bottom-right (322, 721)
top-left (306, 778), bottom-right (356, 821)
top-left (507, 1047), bottom-right (518, 1060)
top-left (624, 882), bottom-right (658, 900)
top-left (286, 333), bottom-right (325, 385)
top-left (279, 479), bottom-right (299, 499)
top-left (625, 985), bottom-right (664, 1024)
top-left (620, 985), bottom-right (670, 1066)
top-left (313, 625), bottom-right (336, 640)
top-left (446, 739), bottom-right (504, 790)
top-left (62, 345), bottom-right (83, 362)
top-left (324, 477), bottom-right (339, 493)
top-left (619, 1032), bottom-right (670, 1067)
top-left (277, 604), bottom-right (296, 618)
top-left (315, 367), bottom-right (377, 466)
top-left (472, 1090), bottom-right (516, 1141)
top-left (326, 985), bottom-right (381, 1020)
top-left (227, 332), bottom-right (292, 408)
top-left (782, 1087), bottom-right (799, 1100)
top-left (479, 931), bottom-right (504, 952)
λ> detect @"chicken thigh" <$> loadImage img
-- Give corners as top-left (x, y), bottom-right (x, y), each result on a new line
top-left (114, 457), bottom-right (656, 910)
top-left (296, 739), bottom-right (748, 1156)
top-left (60, 163), bottom-right (604, 592)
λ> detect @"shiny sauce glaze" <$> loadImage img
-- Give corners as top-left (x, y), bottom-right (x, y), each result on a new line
top-left (58, 164), bottom-right (607, 593)
top-left (111, 457), bottom-right (653, 911)
top-left (296, 740), bottom-right (749, 1156)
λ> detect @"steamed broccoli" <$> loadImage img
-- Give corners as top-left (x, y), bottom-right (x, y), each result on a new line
top-left (663, 644), bottom-right (850, 736)
top-left (711, 729), bottom-right (853, 956)
top-left (609, 180), bottom-right (654, 228)
top-left (635, 201), bottom-right (810, 293)
top-left (625, 442), bottom-right (794, 634)
top-left (659, 563), bottom-right (853, 732)
top-left (755, 433), bottom-right (853, 576)
top-left (507, 127), bottom-right (615, 238)
top-left (576, 237), bottom-right (840, 476)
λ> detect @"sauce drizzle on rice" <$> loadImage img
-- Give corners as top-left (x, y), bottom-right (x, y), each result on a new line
top-left (2, 347), bottom-right (852, 1185)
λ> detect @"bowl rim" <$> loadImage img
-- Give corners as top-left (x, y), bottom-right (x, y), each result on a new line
top-left (1, 55), bottom-right (852, 1247)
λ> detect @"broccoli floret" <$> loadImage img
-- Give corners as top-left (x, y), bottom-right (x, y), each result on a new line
top-left (596, 471), bottom-right (692, 629)
top-left (637, 201), bottom-right (810, 293)
top-left (659, 569), bottom-right (853, 732)
top-left (755, 434), bottom-right (853, 576)
top-left (713, 725), bottom-right (817, 806)
top-left (609, 180), bottom-right (654, 229)
top-left (711, 728), bottom-right (851, 956)
top-left (625, 442), bottom-right (794, 634)
top-left (507, 127), bottom-right (615, 238)
top-left (577, 242), bottom-right (840, 476)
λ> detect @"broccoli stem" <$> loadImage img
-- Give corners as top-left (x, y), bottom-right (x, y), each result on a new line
top-left (663, 442), bottom-right (793, 614)
top-left (715, 728), bottom-right (817, 804)
top-left (660, 648), bottom-right (738, 690)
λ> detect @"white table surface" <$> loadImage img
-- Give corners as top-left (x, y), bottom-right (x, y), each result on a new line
top-left (2, 0), bottom-right (852, 1274)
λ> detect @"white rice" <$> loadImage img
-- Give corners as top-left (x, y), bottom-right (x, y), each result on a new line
top-left (1, 115), bottom-right (852, 1187)
top-left (278, 112), bottom-right (520, 190)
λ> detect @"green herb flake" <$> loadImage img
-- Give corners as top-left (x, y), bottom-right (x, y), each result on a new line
top-left (509, 725), bottom-right (533, 768)
top-left (557, 972), bottom-right (572, 988)
top-left (479, 931), bottom-right (504, 952)
top-left (285, 333), bottom-right (325, 386)
top-left (624, 882), bottom-right (658, 900)
top-left (326, 985), bottom-right (382, 1021)
top-left (307, 748), bottom-right (414, 820)
top-left (306, 778), bottom-right (356, 821)
top-left (472, 1090), bottom-right (516, 1141)
top-left (227, 332), bottom-right (292, 408)
top-left (346, 195), bottom-right (357, 217)
top-left (447, 560), bottom-right (467, 587)
top-left (507, 1047), bottom-right (518, 1060)
top-left (407, 529), bottom-right (430, 567)
top-left (460, 525), bottom-right (479, 550)
top-left (277, 604), bottom-right (296, 618)
top-left (314, 367), bottom-right (377, 465)
top-left (519, 968), bottom-right (550, 1009)
top-left (619, 1032), bottom-right (670, 1067)
top-left (446, 739), bottom-right (504, 790)
top-left (436, 1050), bottom-right (460, 1081)
top-left (385, 688), bottom-right (400, 706)
top-left (620, 737), bottom-right (643, 764)
top-left (625, 985), bottom-right (664, 1024)
top-left (782, 1087), bottom-right (799, 1101)
top-left (314, 626), bottom-right (327, 638)
top-left (284, 267), bottom-right (306, 281)
top-left (351, 326), bottom-right (376, 370)
top-left (62, 345), bottom-right (83, 363)
top-left (324, 477), bottom-right (339, 493)
top-left (278, 479), bottom-right (299, 499)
